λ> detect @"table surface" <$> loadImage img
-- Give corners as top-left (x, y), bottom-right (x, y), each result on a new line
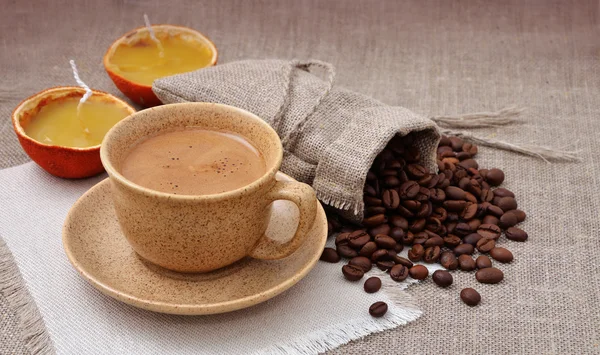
top-left (1, 0), bottom-right (599, 354)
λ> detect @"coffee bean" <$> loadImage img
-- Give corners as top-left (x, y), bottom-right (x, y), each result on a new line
top-left (439, 136), bottom-right (452, 146)
top-left (399, 181), bottom-right (420, 199)
top-left (482, 215), bottom-right (499, 225)
top-left (364, 196), bottom-right (383, 206)
top-left (431, 207), bottom-right (448, 222)
top-left (486, 168), bottom-right (505, 186)
top-left (416, 187), bottom-right (431, 201)
top-left (402, 231), bottom-right (415, 245)
top-left (376, 260), bottom-right (395, 271)
top-left (362, 214), bottom-right (386, 228)
top-left (393, 255), bottom-right (414, 268)
top-left (383, 176), bottom-right (400, 187)
top-left (440, 251), bottom-right (458, 270)
top-left (432, 270), bottom-right (453, 287)
top-left (416, 201), bottom-right (432, 218)
top-left (369, 301), bottom-right (388, 317)
top-left (423, 235), bottom-right (444, 248)
top-left (365, 206), bottom-right (386, 216)
top-left (342, 264), bottom-right (364, 281)
top-left (476, 238), bottom-right (496, 253)
top-left (445, 186), bottom-right (466, 200)
top-left (479, 168), bottom-right (489, 179)
top-left (463, 233), bottom-right (483, 245)
top-left (459, 203), bottom-right (477, 220)
top-left (475, 267), bottom-right (504, 284)
top-left (505, 227), bottom-right (528, 242)
top-left (490, 247), bottom-right (514, 263)
top-left (320, 248), bottom-right (340, 263)
top-left (476, 255), bottom-right (493, 269)
top-left (382, 189), bottom-right (400, 209)
top-left (335, 232), bottom-right (350, 246)
top-left (364, 185), bottom-right (377, 197)
top-left (454, 223), bottom-right (472, 236)
top-left (349, 256), bottom-right (373, 272)
top-left (407, 164), bottom-right (428, 179)
top-left (493, 187), bottom-right (514, 198)
top-left (454, 243), bottom-right (474, 256)
top-left (423, 246), bottom-right (441, 263)
top-left (487, 205), bottom-right (504, 217)
top-left (443, 234), bottom-right (462, 248)
top-left (409, 265), bottom-right (429, 280)
top-left (477, 224), bottom-right (501, 240)
top-left (460, 288), bottom-right (481, 306)
top-left (465, 191), bottom-right (478, 204)
top-left (364, 277), bottom-right (382, 293)
top-left (444, 200), bottom-right (468, 212)
top-left (480, 189), bottom-right (494, 202)
top-left (359, 241), bottom-right (378, 257)
top-left (390, 264), bottom-right (410, 281)
top-left (409, 218), bottom-right (426, 232)
top-left (389, 215), bottom-right (409, 229)
top-left (462, 143), bottom-right (478, 156)
top-left (459, 159), bottom-right (478, 170)
top-left (496, 197), bottom-right (518, 212)
top-left (348, 230), bottom-right (371, 249)
top-left (508, 209), bottom-right (527, 222)
top-left (389, 227), bottom-right (406, 242)
top-left (408, 244), bottom-right (425, 261)
top-left (375, 235), bottom-right (397, 249)
top-left (381, 169), bottom-right (398, 177)
top-left (449, 136), bottom-right (464, 151)
top-left (499, 212), bottom-right (518, 229)
top-left (466, 218), bottom-right (482, 231)
top-left (458, 177), bottom-right (470, 190)
top-left (412, 232), bottom-right (429, 244)
top-left (430, 188), bottom-right (446, 203)
top-left (371, 249), bottom-right (391, 262)
top-left (458, 254), bottom-right (476, 271)
top-left (402, 200), bottom-right (421, 211)
top-left (368, 223), bottom-right (391, 237)
top-left (425, 217), bottom-right (442, 233)
top-left (337, 244), bottom-right (358, 258)
top-left (446, 221), bottom-right (457, 233)
top-left (397, 205), bottom-right (415, 218)
top-left (418, 174), bottom-right (433, 187)
top-left (456, 151), bottom-right (471, 160)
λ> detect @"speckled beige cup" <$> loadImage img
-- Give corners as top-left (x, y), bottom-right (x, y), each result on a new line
top-left (100, 103), bottom-right (317, 273)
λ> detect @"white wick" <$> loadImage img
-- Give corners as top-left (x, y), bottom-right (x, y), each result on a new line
top-left (144, 13), bottom-right (165, 58)
top-left (69, 59), bottom-right (91, 133)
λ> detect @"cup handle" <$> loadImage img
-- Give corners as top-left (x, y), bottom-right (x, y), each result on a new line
top-left (248, 180), bottom-right (318, 260)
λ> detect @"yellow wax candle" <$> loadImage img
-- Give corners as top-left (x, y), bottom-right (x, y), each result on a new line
top-left (108, 33), bottom-right (214, 86)
top-left (24, 96), bottom-right (131, 148)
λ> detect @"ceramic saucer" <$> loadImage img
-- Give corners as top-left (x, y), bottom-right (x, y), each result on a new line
top-left (62, 173), bottom-right (327, 315)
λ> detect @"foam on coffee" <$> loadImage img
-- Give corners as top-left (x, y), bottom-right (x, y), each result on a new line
top-left (120, 128), bottom-right (266, 195)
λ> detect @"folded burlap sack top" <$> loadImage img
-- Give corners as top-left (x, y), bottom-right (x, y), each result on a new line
top-left (153, 59), bottom-right (440, 221)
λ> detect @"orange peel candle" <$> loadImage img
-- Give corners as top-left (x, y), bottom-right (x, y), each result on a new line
top-left (104, 24), bottom-right (217, 107)
top-left (12, 87), bottom-right (135, 178)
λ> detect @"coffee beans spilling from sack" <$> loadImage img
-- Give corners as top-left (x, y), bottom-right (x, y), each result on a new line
top-left (320, 134), bottom-right (528, 315)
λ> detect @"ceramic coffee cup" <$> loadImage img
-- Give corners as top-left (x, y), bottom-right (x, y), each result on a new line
top-left (100, 103), bottom-right (317, 273)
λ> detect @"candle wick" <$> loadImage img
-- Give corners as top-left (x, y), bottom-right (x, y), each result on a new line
top-left (144, 14), bottom-right (165, 58)
top-left (68, 59), bottom-right (92, 135)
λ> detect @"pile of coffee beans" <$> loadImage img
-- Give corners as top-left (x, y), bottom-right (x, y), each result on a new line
top-left (321, 134), bottom-right (528, 315)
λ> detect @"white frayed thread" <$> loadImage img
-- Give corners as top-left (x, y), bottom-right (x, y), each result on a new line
top-left (431, 106), bottom-right (526, 128)
top-left (144, 14), bottom-right (165, 58)
top-left (0, 240), bottom-right (55, 354)
top-left (441, 129), bottom-right (582, 163)
top-left (69, 60), bottom-right (92, 112)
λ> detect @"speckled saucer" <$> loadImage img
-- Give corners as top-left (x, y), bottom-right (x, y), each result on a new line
top-left (63, 173), bottom-right (327, 315)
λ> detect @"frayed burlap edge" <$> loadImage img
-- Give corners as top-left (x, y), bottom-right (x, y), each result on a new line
top-left (0, 238), bottom-right (55, 355)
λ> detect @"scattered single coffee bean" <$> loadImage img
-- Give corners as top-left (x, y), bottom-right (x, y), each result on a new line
top-left (477, 224), bottom-right (501, 240)
top-left (347, 230), bottom-right (371, 249)
top-left (349, 256), bottom-right (373, 272)
top-left (337, 245), bottom-right (358, 258)
top-left (423, 246), bottom-right (441, 263)
top-left (359, 241), bottom-right (378, 257)
top-left (423, 235), bottom-right (444, 247)
top-left (439, 251), bottom-right (459, 270)
top-left (509, 209), bottom-right (527, 222)
top-left (505, 227), bottom-right (528, 242)
top-left (458, 254), bottom-right (476, 271)
top-left (364, 277), bottom-right (382, 293)
top-left (432, 270), bottom-right (453, 287)
top-left (342, 264), bottom-right (365, 281)
top-left (496, 197), bottom-right (518, 212)
top-left (409, 265), bottom-right (429, 280)
top-left (369, 301), bottom-right (388, 317)
top-left (476, 255), bottom-right (493, 269)
top-left (393, 255), bottom-right (414, 268)
top-left (476, 267), bottom-right (504, 284)
top-left (490, 247), bottom-right (514, 263)
top-left (476, 238), bottom-right (496, 253)
top-left (485, 168), bottom-right (505, 186)
top-left (408, 244), bottom-right (425, 262)
top-left (498, 212), bottom-right (518, 229)
top-left (376, 260), bottom-right (395, 271)
top-left (460, 288), bottom-right (481, 306)
top-left (390, 264), bottom-right (410, 281)
top-left (320, 248), bottom-right (340, 263)
top-left (463, 233), bottom-right (483, 245)
top-left (454, 243), bottom-right (474, 256)
top-left (375, 234), bottom-right (397, 249)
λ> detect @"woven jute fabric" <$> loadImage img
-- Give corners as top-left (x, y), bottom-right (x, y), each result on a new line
top-left (154, 59), bottom-right (439, 219)
top-left (1, 0), bottom-right (599, 354)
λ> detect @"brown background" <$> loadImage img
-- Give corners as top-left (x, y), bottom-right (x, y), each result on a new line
top-left (1, 0), bottom-right (599, 353)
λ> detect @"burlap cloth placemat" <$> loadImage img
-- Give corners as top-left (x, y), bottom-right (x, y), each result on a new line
top-left (1, 0), bottom-right (598, 353)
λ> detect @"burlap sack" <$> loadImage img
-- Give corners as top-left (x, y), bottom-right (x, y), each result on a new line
top-left (153, 59), bottom-right (440, 221)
